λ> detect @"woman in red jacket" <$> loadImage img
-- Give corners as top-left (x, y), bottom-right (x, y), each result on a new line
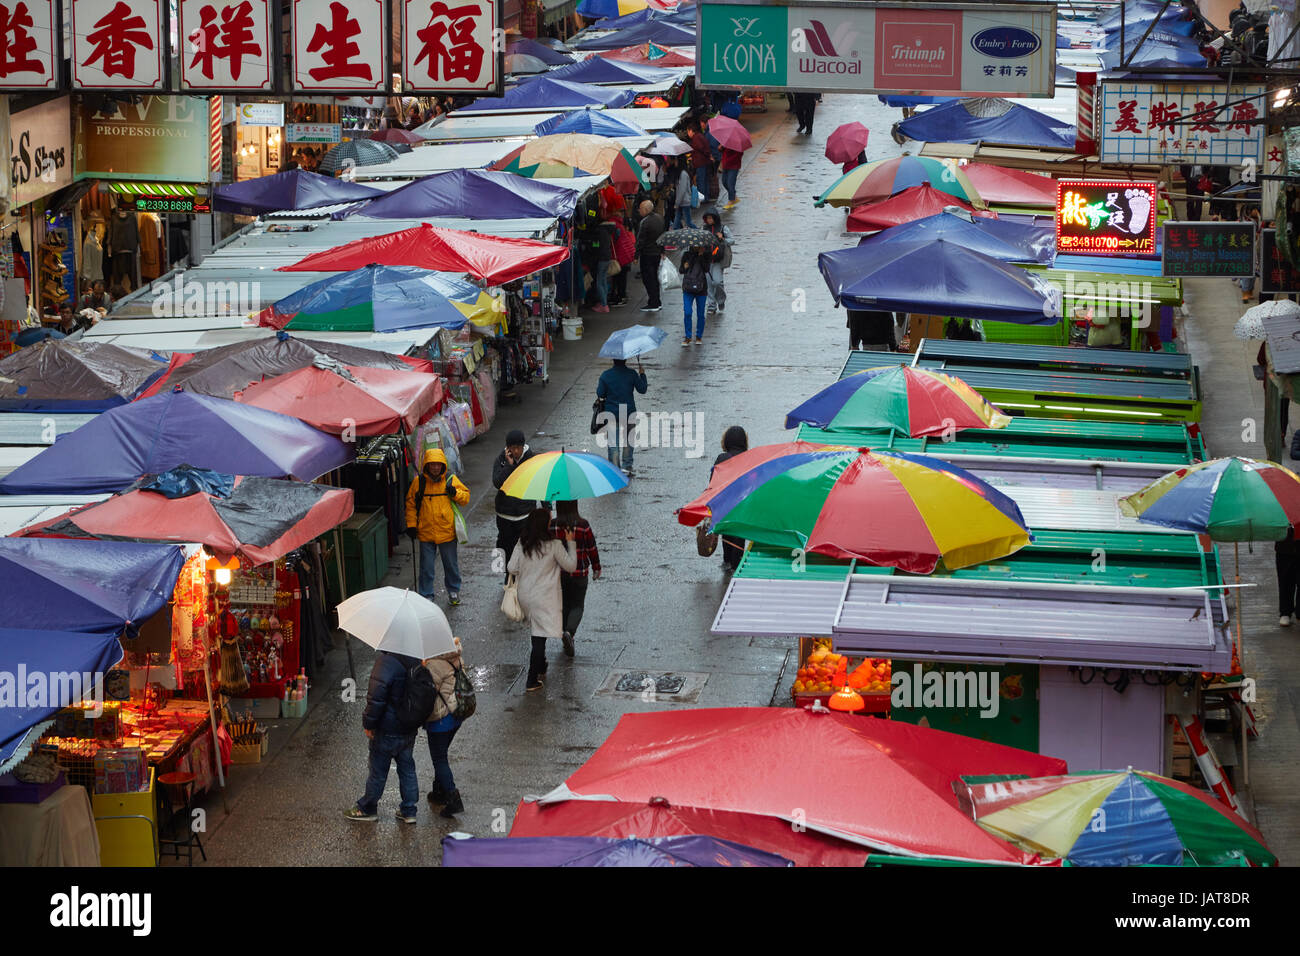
top-left (719, 147), bottom-right (743, 206)
top-left (688, 121), bottom-right (713, 205)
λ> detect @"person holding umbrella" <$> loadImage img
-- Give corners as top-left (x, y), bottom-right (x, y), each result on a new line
top-left (680, 241), bottom-right (713, 346)
top-left (825, 122), bottom-right (871, 174)
top-left (596, 355), bottom-right (648, 475)
top-left (550, 500), bottom-right (601, 657)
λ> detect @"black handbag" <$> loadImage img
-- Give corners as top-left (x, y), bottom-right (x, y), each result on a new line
top-left (590, 396), bottom-right (606, 435)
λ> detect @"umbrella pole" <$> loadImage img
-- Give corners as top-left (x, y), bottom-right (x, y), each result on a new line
top-left (333, 527), bottom-right (355, 684)
top-left (197, 627), bottom-right (229, 815)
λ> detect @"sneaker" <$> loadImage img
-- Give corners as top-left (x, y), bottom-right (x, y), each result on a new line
top-left (682, 338), bottom-right (691, 347)
top-left (562, 631), bottom-right (575, 657)
top-left (716, 304), bottom-right (725, 313)
top-left (706, 307), bottom-right (717, 315)
top-left (449, 593), bottom-right (460, 606)
top-left (641, 305), bottom-right (661, 312)
top-left (1281, 615), bottom-right (1292, 627)
top-left (695, 337), bottom-right (704, 345)
top-left (343, 807), bottom-right (377, 822)
top-left (395, 811), bottom-right (417, 824)
top-left (526, 679), bottom-right (543, 692)
top-left (592, 304), bottom-right (610, 313)
top-left (440, 790), bottom-right (464, 817)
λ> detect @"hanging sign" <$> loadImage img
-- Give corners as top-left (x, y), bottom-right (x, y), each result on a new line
top-left (1055, 180), bottom-right (1158, 258)
top-left (1098, 81), bottom-right (1266, 166)
top-left (290, 0), bottom-right (389, 93)
top-left (237, 102), bottom-right (285, 126)
top-left (71, 0), bottom-right (168, 90)
top-left (285, 122), bottom-right (341, 142)
top-left (1261, 230), bottom-right (1300, 295)
top-left (0, 0), bottom-right (60, 91)
top-left (1161, 222), bottom-right (1254, 278)
top-left (179, 0), bottom-right (275, 92)
top-left (9, 96), bottom-right (72, 207)
top-left (401, 0), bottom-right (502, 95)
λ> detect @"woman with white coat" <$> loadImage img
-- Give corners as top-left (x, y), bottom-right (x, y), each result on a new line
top-left (508, 507), bottom-right (578, 692)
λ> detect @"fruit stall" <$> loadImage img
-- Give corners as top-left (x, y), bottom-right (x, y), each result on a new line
top-left (792, 639), bottom-right (890, 714)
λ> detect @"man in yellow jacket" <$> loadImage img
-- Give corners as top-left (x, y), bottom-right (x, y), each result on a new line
top-left (406, 449), bottom-right (471, 605)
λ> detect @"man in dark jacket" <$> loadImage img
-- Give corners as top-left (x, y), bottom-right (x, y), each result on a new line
top-left (597, 358), bottom-right (648, 476)
top-left (344, 650), bottom-right (420, 823)
top-left (493, 429), bottom-right (536, 581)
top-left (713, 426), bottom-right (749, 572)
top-left (847, 308), bottom-right (898, 351)
top-left (636, 200), bottom-right (665, 312)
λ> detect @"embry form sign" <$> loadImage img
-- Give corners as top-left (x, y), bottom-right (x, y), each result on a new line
top-left (696, 1), bottom-right (1056, 97)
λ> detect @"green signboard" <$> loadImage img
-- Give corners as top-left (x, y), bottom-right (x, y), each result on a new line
top-left (889, 659), bottom-right (1039, 753)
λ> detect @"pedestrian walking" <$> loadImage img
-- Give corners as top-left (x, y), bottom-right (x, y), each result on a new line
top-left (344, 649), bottom-right (422, 822)
top-left (405, 449), bottom-right (471, 605)
top-left (1179, 164), bottom-right (1206, 221)
top-left (842, 149), bottom-right (868, 174)
top-left (793, 92), bottom-right (820, 134)
top-left (714, 426), bottom-right (749, 572)
top-left (423, 636), bottom-right (466, 817)
top-left (688, 120), bottom-right (713, 202)
top-left (508, 508), bottom-right (578, 692)
top-left (719, 145), bottom-right (743, 206)
top-left (493, 430), bottom-right (536, 582)
top-left (701, 210), bottom-right (734, 316)
top-left (611, 214), bottom-right (636, 306)
top-left (636, 199), bottom-right (665, 312)
top-left (590, 216), bottom-right (615, 313)
top-left (847, 308), bottom-right (897, 351)
top-left (680, 243), bottom-right (712, 346)
top-left (596, 356), bottom-right (648, 474)
top-left (550, 501), bottom-right (601, 657)
top-left (1238, 207), bottom-right (1261, 303)
top-left (1277, 530), bottom-right (1300, 626)
top-left (674, 159), bottom-right (695, 229)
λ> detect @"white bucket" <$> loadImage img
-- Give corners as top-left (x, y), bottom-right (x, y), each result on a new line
top-left (562, 317), bottom-right (583, 340)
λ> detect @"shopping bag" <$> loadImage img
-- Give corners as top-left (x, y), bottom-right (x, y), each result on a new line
top-left (607, 259), bottom-right (622, 276)
top-left (690, 185), bottom-right (701, 208)
top-left (451, 502), bottom-right (469, 545)
top-left (501, 573), bottom-right (526, 622)
top-left (659, 256), bottom-right (681, 291)
top-left (696, 524), bottom-right (720, 557)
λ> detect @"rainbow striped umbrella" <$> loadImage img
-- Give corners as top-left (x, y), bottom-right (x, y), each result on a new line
top-left (785, 365), bottom-right (1011, 437)
top-left (815, 155), bottom-right (985, 209)
top-left (962, 770), bottom-right (1276, 867)
top-left (677, 442), bottom-right (1030, 573)
top-left (1118, 457), bottom-right (1300, 542)
top-left (501, 450), bottom-right (629, 501)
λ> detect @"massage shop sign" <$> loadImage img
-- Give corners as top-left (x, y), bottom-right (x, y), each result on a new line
top-left (1098, 81), bottom-right (1266, 166)
top-left (696, 1), bottom-right (1056, 97)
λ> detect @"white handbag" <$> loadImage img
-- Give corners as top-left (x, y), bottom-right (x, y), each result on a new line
top-left (501, 573), bottom-right (526, 622)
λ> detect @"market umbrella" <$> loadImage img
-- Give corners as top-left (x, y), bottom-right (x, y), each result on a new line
top-left (1234, 299), bottom-right (1300, 341)
top-left (505, 53), bottom-right (552, 75)
top-left (847, 185), bottom-right (987, 233)
top-left (501, 450), bottom-right (629, 502)
top-left (442, 833), bottom-right (792, 867)
top-left (510, 797), bottom-right (870, 867)
top-left (601, 43), bottom-right (695, 66)
top-left (0, 339), bottom-right (168, 411)
top-left (212, 169), bottom-right (385, 215)
top-left (824, 122), bottom-right (871, 164)
top-left (335, 168), bottom-right (580, 221)
top-left (855, 209), bottom-right (1055, 264)
top-left (570, 19), bottom-right (695, 50)
top-left (577, 0), bottom-right (670, 18)
top-left (538, 708), bottom-right (1067, 863)
top-left (707, 115), bottom-right (752, 152)
top-left (317, 139), bottom-right (399, 176)
top-left (818, 238), bottom-right (1063, 325)
top-left (15, 468), bottom-right (355, 566)
top-left (960, 770), bottom-right (1277, 867)
top-left (540, 56), bottom-right (681, 86)
top-left (0, 390), bottom-right (351, 495)
top-left (512, 134), bottom-right (649, 192)
top-left (646, 135), bottom-right (690, 156)
top-left (336, 586), bottom-right (454, 659)
top-left (457, 77), bottom-right (636, 112)
top-left (785, 365), bottom-right (1011, 437)
top-left (657, 227), bottom-right (715, 249)
top-left (598, 325), bottom-right (667, 359)
top-left (365, 127), bottom-right (424, 145)
top-left (505, 37), bottom-right (573, 66)
top-left (258, 265), bottom-right (494, 333)
top-left (896, 99), bottom-right (1077, 150)
top-left (815, 155), bottom-right (985, 209)
top-left (236, 361), bottom-right (444, 437)
top-left (277, 222), bottom-right (571, 286)
top-left (491, 149), bottom-right (595, 180)
top-left (534, 110), bottom-right (648, 138)
top-left (676, 442), bottom-right (1031, 573)
top-left (959, 163), bottom-right (1058, 208)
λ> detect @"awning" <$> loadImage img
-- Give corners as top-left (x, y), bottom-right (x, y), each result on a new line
top-left (542, 0), bottom-right (578, 25)
top-left (107, 182), bottom-right (206, 197)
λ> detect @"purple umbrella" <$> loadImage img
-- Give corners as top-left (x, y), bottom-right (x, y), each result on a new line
top-left (212, 169), bottom-right (385, 216)
top-left (441, 834), bottom-right (793, 867)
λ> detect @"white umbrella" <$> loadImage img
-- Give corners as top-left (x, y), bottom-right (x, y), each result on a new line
top-left (647, 135), bottom-right (690, 156)
top-left (1235, 299), bottom-right (1300, 340)
top-left (337, 587), bottom-right (454, 659)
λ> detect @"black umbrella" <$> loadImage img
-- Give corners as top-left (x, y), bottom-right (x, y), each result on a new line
top-left (318, 140), bottom-right (400, 175)
top-left (658, 227), bottom-right (715, 249)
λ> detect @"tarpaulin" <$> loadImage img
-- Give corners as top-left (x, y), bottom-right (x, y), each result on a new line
top-left (855, 210), bottom-right (1055, 264)
top-left (236, 364), bottom-right (444, 436)
top-left (959, 163), bottom-right (1059, 208)
top-left (898, 99), bottom-right (1077, 149)
top-left (441, 834), bottom-right (792, 867)
top-left (846, 185), bottom-right (982, 232)
top-left (571, 19), bottom-right (695, 49)
top-left (531, 57), bottom-right (681, 87)
top-left (0, 391), bottom-right (352, 494)
top-left (505, 37), bottom-right (574, 66)
top-left (212, 168), bottom-right (386, 216)
top-left (0, 340), bottom-right (168, 412)
top-left (534, 110), bottom-right (649, 138)
top-left (135, 465), bottom-right (235, 499)
top-left (457, 77), bottom-right (636, 111)
top-left (336, 168), bottom-right (579, 221)
top-left (600, 43), bottom-right (695, 66)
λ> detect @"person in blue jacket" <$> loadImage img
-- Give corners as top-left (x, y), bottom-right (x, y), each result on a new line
top-left (344, 650), bottom-right (421, 823)
top-left (596, 357), bottom-right (648, 477)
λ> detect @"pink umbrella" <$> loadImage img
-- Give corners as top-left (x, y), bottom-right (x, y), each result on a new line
top-left (825, 122), bottom-right (871, 164)
top-left (236, 364), bottom-right (443, 436)
top-left (707, 115), bottom-right (752, 152)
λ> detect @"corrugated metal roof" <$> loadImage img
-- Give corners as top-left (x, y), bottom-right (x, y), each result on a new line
top-left (917, 340), bottom-right (1194, 377)
top-left (0, 446), bottom-right (42, 476)
top-left (0, 413), bottom-right (95, 446)
top-left (0, 497), bottom-right (107, 534)
top-left (1263, 311), bottom-right (1300, 375)
top-left (709, 578), bottom-right (846, 637)
top-left (414, 107), bottom-right (687, 142)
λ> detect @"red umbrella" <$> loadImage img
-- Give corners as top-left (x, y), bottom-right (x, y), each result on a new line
top-left (600, 44), bottom-right (695, 66)
top-left (277, 222), bottom-right (570, 285)
top-left (959, 163), bottom-right (1057, 207)
top-left (236, 364), bottom-right (443, 436)
top-left (366, 128), bottom-right (424, 145)
top-left (511, 798), bottom-right (869, 867)
top-left (538, 707), bottom-right (1067, 863)
top-left (707, 115), bottom-right (752, 152)
top-left (825, 122), bottom-right (871, 164)
top-left (16, 474), bottom-right (354, 566)
top-left (847, 184), bottom-right (994, 233)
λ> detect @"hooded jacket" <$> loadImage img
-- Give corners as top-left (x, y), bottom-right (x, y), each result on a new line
top-left (493, 442), bottom-right (536, 519)
top-left (406, 448), bottom-right (471, 544)
top-left (363, 651), bottom-right (421, 735)
top-left (424, 646), bottom-right (464, 725)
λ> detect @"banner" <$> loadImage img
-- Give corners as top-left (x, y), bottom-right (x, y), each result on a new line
top-left (402, 0), bottom-right (502, 95)
top-left (1161, 222), bottom-right (1254, 278)
top-left (1098, 81), bottom-right (1266, 166)
top-left (1056, 180), bottom-right (1158, 258)
top-left (0, 0), bottom-right (60, 91)
top-left (74, 95), bottom-right (213, 183)
top-left (285, 122), bottom-right (341, 142)
top-left (291, 0), bottom-right (389, 93)
top-left (71, 0), bottom-right (168, 90)
top-left (696, 1), bottom-right (1056, 97)
top-left (179, 0), bottom-right (275, 92)
top-left (9, 96), bottom-right (71, 207)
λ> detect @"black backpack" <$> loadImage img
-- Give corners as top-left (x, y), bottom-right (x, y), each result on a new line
top-left (394, 661), bottom-right (438, 732)
top-left (435, 662), bottom-right (477, 723)
top-left (683, 255), bottom-right (708, 295)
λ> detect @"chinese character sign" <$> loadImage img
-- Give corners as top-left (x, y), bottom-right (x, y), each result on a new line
top-left (1098, 81), bottom-right (1265, 165)
top-left (1162, 222), bottom-right (1254, 278)
top-left (403, 0), bottom-right (499, 94)
top-left (71, 0), bottom-right (165, 89)
top-left (0, 0), bottom-right (58, 90)
top-left (179, 0), bottom-right (273, 91)
top-left (1261, 230), bottom-right (1300, 295)
top-left (292, 0), bottom-right (387, 92)
top-left (1056, 180), bottom-right (1158, 258)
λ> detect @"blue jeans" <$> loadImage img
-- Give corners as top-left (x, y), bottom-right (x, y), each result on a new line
top-left (358, 732), bottom-right (418, 817)
top-left (425, 722), bottom-right (460, 794)
top-left (706, 264), bottom-right (726, 312)
top-left (695, 165), bottom-right (710, 197)
top-left (684, 292), bottom-right (707, 338)
top-left (1238, 276), bottom-right (1256, 293)
top-left (721, 168), bottom-right (738, 201)
top-left (419, 540), bottom-right (461, 598)
top-left (673, 205), bottom-right (693, 228)
top-left (594, 260), bottom-right (610, 305)
top-left (606, 420), bottom-right (634, 470)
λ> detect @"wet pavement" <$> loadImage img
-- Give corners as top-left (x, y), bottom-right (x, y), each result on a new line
top-left (176, 94), bottom-right (1298, 866)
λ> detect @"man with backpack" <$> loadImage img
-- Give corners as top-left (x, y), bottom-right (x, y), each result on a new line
top-left (344, 649), bottom-right (433, 823)
top-left (680, 243), bottom-right (713, 346)
top-left (406, 448), bottom-right (471, 606)
top-left (424, 637), bottom-right (474, 817)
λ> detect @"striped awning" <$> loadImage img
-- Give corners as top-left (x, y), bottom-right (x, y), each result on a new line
top-left (107, 182), bottom-right (204, 197)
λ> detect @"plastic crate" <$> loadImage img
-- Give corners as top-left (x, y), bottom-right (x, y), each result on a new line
top-left (281, 695), bottom-right (308, 719)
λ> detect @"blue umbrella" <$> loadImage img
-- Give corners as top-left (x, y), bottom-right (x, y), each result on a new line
top-left (599, 325), bottom-right (668, 359)
top-left (534, 110), bottom-right (649, 138)
top-left (13, 327), bottom-right (65, 347)
top-left (442, 834), bottom-right (793, 867)
top-left (855, 210), bottom-right (1056, 264)
top-left (263, 265), bottom-right (480, 333)
top-left (506, 37), bottom-right (573, 66)
top-left (335, 168), bottom-right (579, 221)
top-left (897, 99), bottom-right (1077, 150)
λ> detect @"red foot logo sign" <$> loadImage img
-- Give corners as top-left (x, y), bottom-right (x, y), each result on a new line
top-left (291, 0), bottom-right (387, 92)
top-left (0, 0), bottom-right (58, 90)
top-left (402, 0), bottom-right (500, 94)
top-left (179, 0), bottom-right (274, 91)
top-left (71, 0), bottom-right (166, 90)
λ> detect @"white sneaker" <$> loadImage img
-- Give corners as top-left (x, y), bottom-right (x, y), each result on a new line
top-left (682, 338), bottom-right (691, 347)
top-left (1281, 615), bottom-right (1292, 627)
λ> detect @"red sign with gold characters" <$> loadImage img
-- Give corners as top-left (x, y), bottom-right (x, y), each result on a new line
top-left (402, 0), bottom-right (501, 95)
top-left (0, 0), bottom-right (59, 90)
top-left (1055, 180), bottom-right (1158, 258)
top-left (71, 0), bottom-right (167, 90)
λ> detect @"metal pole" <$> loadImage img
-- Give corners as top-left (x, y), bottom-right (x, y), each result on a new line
top-left (196, 627), bottom-right (229, 815)
top-left (332, 527), bottom-right (355, 683)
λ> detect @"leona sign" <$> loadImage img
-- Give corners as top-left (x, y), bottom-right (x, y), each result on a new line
top-left (1055, 180), bottom-right (1158, 258)
top-left (696, 0), bottom-right (1056, 97)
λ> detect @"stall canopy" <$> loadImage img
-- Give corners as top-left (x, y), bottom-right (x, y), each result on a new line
top-left (846, 185), bottom-right (984, 233)
top-left (959, 163), bottom-right (1058, 208)
top-left (898, 99), bottom-right (1077, 149)
top-left (335, 168), bottom-right (579, 221)
top-left (442, 834), bottom-right (792, 867)
top-left (0, 340), bottom-right (168, 412)
top-left (601, 43), bottom-right (695, 66)
top-left (279, 222), bottom-right (571, 285)
top-left (505, 37), bottom-right (574, 66)
top-left (854, 210), bottom-right (1055, 264)
top-left (236, 362), bottom-right (443, 436)
top-left (457, 77), bottom-right (636, 112)
top-left (571, 19), bottom-right (696, 49)
top-left (819, 238), bottom-right (1063, 325)
top-left (1098, 37), bottom-right (1207, 69)
top-left (533, 57), bottom-right (682, 87)
top-left (16, 467), bottom-right (355, 566)
top-left (0, 537), bottom-right (185, 635)
top-left (534, 109), bottom-right (649, 138)
top-left (0, 391), bottom-right (352, 495)
top-left (212, 169), bottom-right (386, 215)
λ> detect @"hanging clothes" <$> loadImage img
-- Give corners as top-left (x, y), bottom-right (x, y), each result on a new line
top-left (80, 229), bottom-right (103, 288)
top-left (137, 212), bottom-right (163, 281)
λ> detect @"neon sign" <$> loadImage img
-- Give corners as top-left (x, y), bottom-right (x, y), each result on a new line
top-left (1055, 180), bottom-right (1158, 258)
